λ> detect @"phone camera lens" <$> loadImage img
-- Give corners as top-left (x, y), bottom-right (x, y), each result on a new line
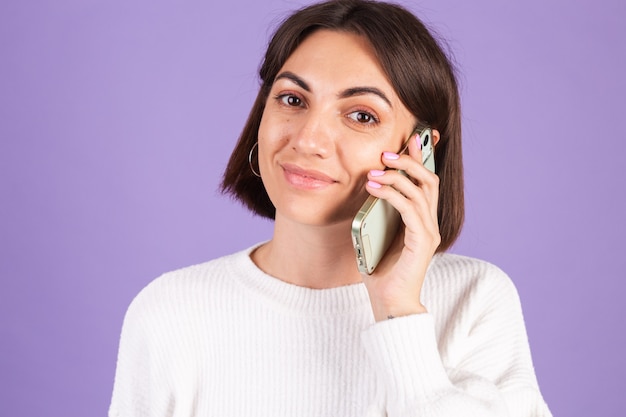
top-left (424, 134), bottom-right (429, 146)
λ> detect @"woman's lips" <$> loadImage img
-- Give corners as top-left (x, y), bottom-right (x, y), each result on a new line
top-left (281, 163), bottom-right (337, 189)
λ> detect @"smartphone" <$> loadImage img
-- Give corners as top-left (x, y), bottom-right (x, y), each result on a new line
top-left (351, 127), bottom-right (435, 274)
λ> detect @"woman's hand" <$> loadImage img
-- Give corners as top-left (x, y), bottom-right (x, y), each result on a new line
top-left (361, 132), bottom-right (441, 321)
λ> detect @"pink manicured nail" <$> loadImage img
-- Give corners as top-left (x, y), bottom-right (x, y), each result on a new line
top-left (383, 152), bottom-right (399, 160)
top-left (370, 169), bottom-right (385, 177)
top-left (415, 133), bottom-right (422, 149)
top-left (367, 180), bottom-right (382, 189)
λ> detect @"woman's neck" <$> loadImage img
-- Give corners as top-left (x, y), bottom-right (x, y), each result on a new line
top-left (251, 215), bottom-right (363, 289)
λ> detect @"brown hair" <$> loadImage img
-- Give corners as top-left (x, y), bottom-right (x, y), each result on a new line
top-left (221, 0), bottom-right (464, 252)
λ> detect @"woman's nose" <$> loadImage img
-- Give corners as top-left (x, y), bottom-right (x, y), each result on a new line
top-left (291, 110), bottom-right (335, 158)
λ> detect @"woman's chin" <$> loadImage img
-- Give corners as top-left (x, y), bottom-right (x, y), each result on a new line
top-left (276, 204), bottom-right (357, 228)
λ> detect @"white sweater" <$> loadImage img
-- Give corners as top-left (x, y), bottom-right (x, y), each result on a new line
top-left (109, 246), bottom-right (551, 417)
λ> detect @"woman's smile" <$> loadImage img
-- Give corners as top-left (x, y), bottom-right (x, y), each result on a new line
top-left (281, 163), bottom-right (338, 190)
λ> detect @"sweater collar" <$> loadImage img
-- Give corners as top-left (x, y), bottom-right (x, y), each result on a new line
top-left (225, 244), bottom-right (372, 317)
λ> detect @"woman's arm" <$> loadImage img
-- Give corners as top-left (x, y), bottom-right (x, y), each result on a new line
top-left (361, 262), bottom-right (552, 417)
top-left (109, 280), bottom-right (174, 417)
top-left (361, 134), bottom-right (550, 416)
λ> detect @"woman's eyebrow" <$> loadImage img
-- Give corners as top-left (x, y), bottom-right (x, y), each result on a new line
top-left (274, 71), bottom-right (310, 91)
top-left (339, 87), bottom-right (392, 108)
top-left (274, 71), bottom-right (392, 108)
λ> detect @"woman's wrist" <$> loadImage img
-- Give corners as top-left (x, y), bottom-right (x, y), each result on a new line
top-left (369, 296), bottom-right (428, 322)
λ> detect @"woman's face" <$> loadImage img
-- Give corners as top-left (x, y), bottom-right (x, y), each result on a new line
top-left (257, 29), bottom-right (416, 226)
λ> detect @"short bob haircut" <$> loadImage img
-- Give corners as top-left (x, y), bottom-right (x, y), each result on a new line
top-left (221, 0), bottom-right (464, 252)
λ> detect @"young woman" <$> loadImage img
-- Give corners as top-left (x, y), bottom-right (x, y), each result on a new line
top-left (110, 1), bottom-right (552, 416)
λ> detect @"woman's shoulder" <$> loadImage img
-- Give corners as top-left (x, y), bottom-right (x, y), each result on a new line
top-left (126, 246), bottom-right (257, 314)
top-left (429, 252), bottom-right (515, 286)
top-left (423, 253), bottom-right (528, 352)
top-left (424, 253), bottom-right (521, 309)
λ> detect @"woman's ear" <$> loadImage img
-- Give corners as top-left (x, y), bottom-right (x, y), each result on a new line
top-left (432, 129), bottom-right (441, 146)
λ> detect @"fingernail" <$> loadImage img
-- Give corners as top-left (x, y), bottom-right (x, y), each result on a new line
top-left (370, 169), bottom-right (385, 177)
top-left (383, 152), bottom-right (399, 160)
top-left (416, 133), bottom-right (422, 150)
top-left (367, 180), bottom-right (382, 189)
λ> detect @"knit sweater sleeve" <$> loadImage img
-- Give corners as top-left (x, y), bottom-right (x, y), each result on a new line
top-left (108, 278), bottom-right (174, 417)
top-left (360, 259), bottom-right (552, 417)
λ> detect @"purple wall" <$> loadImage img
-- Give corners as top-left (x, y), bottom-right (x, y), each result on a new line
top-left (1, 0), bottom-right (624, 415)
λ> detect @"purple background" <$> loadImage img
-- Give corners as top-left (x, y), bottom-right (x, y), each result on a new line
top-left (1, 0), bottom-right (624, 415)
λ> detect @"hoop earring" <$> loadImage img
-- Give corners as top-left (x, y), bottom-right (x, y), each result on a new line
top-left (248, 142), bottom-right (261, 178)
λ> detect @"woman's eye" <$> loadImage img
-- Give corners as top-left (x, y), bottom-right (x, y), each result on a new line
top-left (279, 94), bottom-right (302, 107)
top-left (348, 111), bottom-right (379, 125)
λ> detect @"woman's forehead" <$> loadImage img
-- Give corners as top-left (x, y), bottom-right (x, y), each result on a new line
top-left (276, 30), bottom-right (399, 99)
